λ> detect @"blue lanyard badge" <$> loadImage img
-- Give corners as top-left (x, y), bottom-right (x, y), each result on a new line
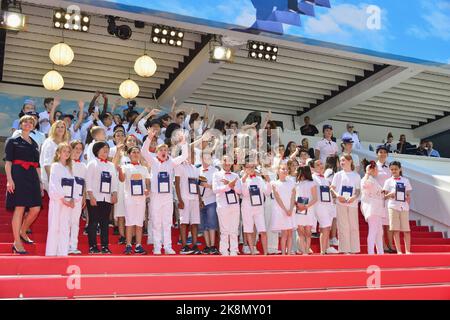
top-left (74, 177), bottom-right (85, 197)
top-left (249, 185), bottom-right (262, 207)
top-left (341, 186), bottom-right (353, 200)
top-left (296, 197), bottom-right (309, 215)
top-left (61, 178), bottom-right (74, 199)
top-left (395, 182), bottom-right (406, 202)
top-left (188, 178), bottom-right (199, 195)
top-left (225, 189), bottom-right (238, 205)
top-left (100, 171), bottom-right (112, 194)
top-left (158, 172), bottom-right (170, 193)
top-left (320, 185), bottom-right (331, 203)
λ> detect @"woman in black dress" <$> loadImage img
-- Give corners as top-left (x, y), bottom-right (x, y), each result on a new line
top-left (5, 115), bottom-right (43, 254)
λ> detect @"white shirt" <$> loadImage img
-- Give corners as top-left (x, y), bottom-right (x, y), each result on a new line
top-left (48, 162), bottom-right (75, 201)
top-left (313, 173), bottom-right (334, 207)
top-left (315, 138), bottom-right (338, 163)
top-left (295, 180), bottom-right (317, 214)
top-left (342, 131), bottom-right (361, 149)
top-left (12, 130), bottom-right (45, 149)
top-left (212, 170), bottom-right (242, 209)
top-left (383, 176), bottom-right (412, 212)
top-left (141, 138), bottom-right (188, 195)
top-left (361, 175), bottom-right (384, 218)
top-left (198, 164), bottom-right (218, 206)
top-left (271, 179), bottom-right (296, 213)
top-left (174, 163), bottom-right (200, 201)
top-left (121, 163), bottom-right (150, 198)
top-left (241, 175), bottom-right (271, 209)
top-left (40, 138), bottom-right (58, 189)
top-left (72, 161), bottom-right (87, 201)
top-left (86, 158), bottom-right (118, 202)
top-left (376, 160), bottom-right (391, 188)
top-left (38, 111), bottom-right (51, 135)
top-left (331, 170), bottom-right (361, 208)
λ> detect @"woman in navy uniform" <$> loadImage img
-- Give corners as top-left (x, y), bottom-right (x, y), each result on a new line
top-left (5, 115), bottom-right (43, 254)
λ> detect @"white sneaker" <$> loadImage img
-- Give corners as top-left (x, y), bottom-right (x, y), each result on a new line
top-left (69, 249), bottom-right (82, 255)
top-left (326, 247), bottom-right (339, 254)
top-left (153, 248), bottom-right (162, 255)
top-left (220, 251), bottom-right (229, 256)
top-left (230, 251), bottom-right (238, 256)
top-left (165, 248), bottom-right (176, 255)
top-left (243, 245), bottom-right (251, 254)
top-left (330, 238), bottom-right (339, 246)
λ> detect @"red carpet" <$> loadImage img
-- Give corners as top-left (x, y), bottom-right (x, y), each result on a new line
top-left (1, 174), bottom-right (450, 299)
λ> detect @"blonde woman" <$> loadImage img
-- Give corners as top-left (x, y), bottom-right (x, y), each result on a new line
top-left (5, 115), bottom-right (43, 254)
top-left (40, 120), bottom-right (70, 192)
top-left (46, 143), bottom-right (77, 256)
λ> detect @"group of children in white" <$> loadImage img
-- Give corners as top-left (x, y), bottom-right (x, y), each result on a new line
top-left (41, 122), bottom-right (413, 257)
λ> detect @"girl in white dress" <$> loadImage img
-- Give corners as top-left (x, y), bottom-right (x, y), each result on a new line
top-left (361, 160), bottom-right (385, 255)
top-left (46, 143), bottom-right (76, 256)
top-left (270, 163), bottom-right (296, 255)
top-left (295, 166), bottom-right (318, 255)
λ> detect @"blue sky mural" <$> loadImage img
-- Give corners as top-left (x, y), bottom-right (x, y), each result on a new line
top-left (94, 0), bottom-right (450, 65)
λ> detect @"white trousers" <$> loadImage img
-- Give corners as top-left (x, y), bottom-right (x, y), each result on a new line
top-left (264, 199), bottom-right (279, 252)
top-left (217, 206), bottom-right (240, 255)
top-left (69, 200), bottom-right (83, 251)
top-left (336, 205), bottom-right (360, 253)
top-left (150, 193), bottom-right (173, 250)
top-left (367, 215), bottom-right (384, 255)
top-left (46, 199), bottom-right (71, 256)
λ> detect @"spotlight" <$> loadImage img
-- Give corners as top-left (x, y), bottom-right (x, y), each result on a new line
top-left (106, 15), bottom-right (132, 40)
top-left (209, 35), bottom-right (234, 63)
top-left (247, 40), bottom-right (278, 62)
top-left (0, 1), bottom-right (26, 31)
top-left (53, 8), bottom-right (90, 32)
top-left (151, 25), bottom-right (184, 47)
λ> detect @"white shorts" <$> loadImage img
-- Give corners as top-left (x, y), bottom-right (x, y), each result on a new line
top-left (243, 210), bottom-right (266, 233)
top-left (124, 196), bottom-right (146, 227)
top-left (179, 199), bottom-right (200, 225)
top-left (315, 204), bottom-right (333, 228)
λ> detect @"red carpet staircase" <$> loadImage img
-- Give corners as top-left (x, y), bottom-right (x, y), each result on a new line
top-left (1, 174), bottom-right (449, 299)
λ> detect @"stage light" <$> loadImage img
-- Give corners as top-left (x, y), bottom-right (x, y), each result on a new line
top-left (0, 1), bottom-right (26, 32)
top-left (106, 15), bottom-right (132, 40)
top-left (247, 40), bottom-right (278, 62)
top-left (53, 8), bottom-right (90, 32)
top-left (151, 25), bottom-right (184, 47)
top-left (209, 35), bottom-right (234, 63)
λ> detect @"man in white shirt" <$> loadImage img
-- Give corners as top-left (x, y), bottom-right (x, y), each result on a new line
top-left (315, 124), bottom-right (338, 163)
top-left (341, 123), bottom-right (361, 150)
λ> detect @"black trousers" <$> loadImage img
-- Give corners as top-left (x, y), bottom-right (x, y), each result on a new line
top-left (87, 201), bottom-right (112, 248)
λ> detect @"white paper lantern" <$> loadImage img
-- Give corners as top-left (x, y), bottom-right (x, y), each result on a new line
top-left (119, 79), bottom-right (139, 99)
top-left (134, 54), bottom-right (157, 77)
top-left (49, 42), bottom-right (74, 66)
top-left (42, 70), bottom-right (64, 91)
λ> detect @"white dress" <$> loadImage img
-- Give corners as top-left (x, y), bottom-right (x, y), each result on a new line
top-left (40, 138), bottom-right (58, 192)
top-left (270, 179), bottom-right (296, 231)
top-left (361, 176), bottom-right (385, 221)
top-left (295, 180), bottom-right (317, 227)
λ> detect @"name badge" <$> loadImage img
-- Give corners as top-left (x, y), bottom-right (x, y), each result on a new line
top-left (188, 178), bottom-right (198, 195)
top-left (320, 185), bottom-right (331, 203)
top-left (61, 178), bottom-right (74, 199)
top-left (100, 171), bottom-right (111, 194)
top-left (249, 185), bottom-right (262, 207)
top-left (396, 182), bottom-right (406, 202)
top-left (74, 177), bottom-right (85, 197)
top-left (341, 186), bottom-right (353, 200)
top-left (225, 190), bottom-right (238, 205)
top-left (296, 196), bottom-right (309, 215)
top-left (158, 172), bottom-right (170, 194)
